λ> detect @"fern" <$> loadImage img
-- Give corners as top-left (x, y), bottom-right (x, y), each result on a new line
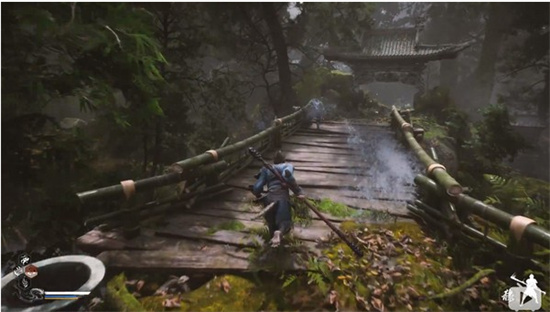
top-left (305, 256), bottom-right (331, 293)
top-left (282, 274), bottom-right (297, 289)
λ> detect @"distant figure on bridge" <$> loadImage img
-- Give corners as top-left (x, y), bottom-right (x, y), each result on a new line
top-left (252, 151), bottom-right (305, 247)
top-left (307, 98), bottom-right (325, 129)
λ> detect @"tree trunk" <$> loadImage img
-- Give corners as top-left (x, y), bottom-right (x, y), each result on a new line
top-left (150, 117), bottom-right (163, 176)
top-left (440, 60), bottom-right (458, 91)
top-left (150, 3), bottom-right (172, 177)
top-left (474, 3), bottom-right (508, 107)
top-left (539, 68), bottom-right (549, 119)
top-left (262, 3), bottom-right (294, 117)
top-left (142, 127), bottom-right (149, 174)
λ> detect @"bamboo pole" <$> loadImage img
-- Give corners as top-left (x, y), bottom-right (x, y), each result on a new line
top-left (414, 174), bottom-right (550, 247)
top-left (391, 106), bottom-right (463, 196)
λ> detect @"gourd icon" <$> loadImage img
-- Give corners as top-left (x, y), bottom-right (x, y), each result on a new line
top-left (24, 265), bottom-right (38, 279)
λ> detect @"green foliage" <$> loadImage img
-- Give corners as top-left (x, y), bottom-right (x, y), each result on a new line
top-left (483, 174), bottom-right (549, 228)
top-left (414, 87), bottom-right (456, 122)
top-left (317, 198), bottom-right (356, 218)
top-left (296, 3), bottom-right (375, 48)
top-left (106, 273), bottom-right (145, 311)
top-left (294, 67), bottom-right (333, 104)
top-left (290, 197), bottom-right (312, 226)
top-left (206, 220), bottom-right (246, 235)
top-left (282, 274), bottom-right (298, 289)
top-left (442, 106), bottom-right (471, 143)
top-left (306, 256), bottom-right (331, 294)
top-left (184, 69), bottom-right (248, 155)
top-left (465, 104), bottom-right (528, 165)
top-left (2, 2), bottom-right (169, 249)
top-left (411, 115), bottom-right (450, 140)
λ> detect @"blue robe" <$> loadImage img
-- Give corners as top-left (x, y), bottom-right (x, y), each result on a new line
top-left (252, 163), bottom-right (303, 236)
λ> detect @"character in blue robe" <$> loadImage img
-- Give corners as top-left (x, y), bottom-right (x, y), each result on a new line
top-left (252, 151), bottom-right (305, 247)
top-left (308, 98), bottom-right (326, 129)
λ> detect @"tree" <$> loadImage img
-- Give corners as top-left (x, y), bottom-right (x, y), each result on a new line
top-left (1, 2), bottom-right (167, 246)
top-left (262, 3), bottom-right (295, 116)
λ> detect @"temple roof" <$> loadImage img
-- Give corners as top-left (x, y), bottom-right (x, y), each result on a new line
top-left (324, 28), bottom-right (472, 62)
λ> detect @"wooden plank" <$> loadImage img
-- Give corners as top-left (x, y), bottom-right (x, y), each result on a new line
top-left (177, 206), bottom-right (345, 232)
top-left (301, 190), bottom-right (410, 216)
top-left (229, 169), bottom-right (372, 190)
top-left (301, 187), bottom-right (414, 202)
top-left (97, 250), bottom-right (252, 272)
top-left (190, 197), bottom-right (349, 223)
top-left (296, 128), bottom-right (350, 135)
top-left (247, 163), bottom-right (373, 174)
top-left (165, 212), bottom-right (265, 230)
top-left (221, 172), bottom-right (413, 202)
top-left (281, 140), bottom-right (355, 150)
top-left (259, 153), bottom-right (366, 165)
top-left (276, 146), bottom-right (361, 156)
top-left (285, 135), bottom-right (351, 143)
top-left (76, 228), bottom-right (169, 254)
top-left (156, 227), bottom-right (263, 248)
top-left (246, 162), bottom-right (372, 170)
top-left (97, 250), bottom-right (306, 272)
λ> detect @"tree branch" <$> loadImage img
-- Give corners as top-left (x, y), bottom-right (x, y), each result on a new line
top-left (104, 26), bottom-right (123, 50)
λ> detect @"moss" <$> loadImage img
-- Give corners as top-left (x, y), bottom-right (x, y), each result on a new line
top-left (412, 116), bottom-right (449, 140)
top-left (140, 296), bottom-right (165, 311)
top-left (179, 275), bottom-right (268, 311)
top-left (304, 221), bottom-right (475, 311)
top-left (106, 273), bottom-right (146, 312)
top-left (206, 220), bottom-right (245, 235)
top-left (317, 198), bottom-right (355, 218)
top-left (339, 220), bottom-right (360, 232)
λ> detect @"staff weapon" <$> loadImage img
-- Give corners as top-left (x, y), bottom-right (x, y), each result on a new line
top-left (248, 147), bottom-right (364, 257)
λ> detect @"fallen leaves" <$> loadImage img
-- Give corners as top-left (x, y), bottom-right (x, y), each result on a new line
top-left (220, 278), bottom-right (231, 293)
top-left (371, 297), bottom-right (385, 312)
top-left (327, 290), bottom-right (340, 311)
top-left (162, 295), bottom-right (181, 308)
top-left (355, 293), bottom-right (369, 311)
top-left (480, 277), bottom-right (490, 285)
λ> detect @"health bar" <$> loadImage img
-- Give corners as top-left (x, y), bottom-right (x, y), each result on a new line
top-left (44, 291), bottom-right (90, 300)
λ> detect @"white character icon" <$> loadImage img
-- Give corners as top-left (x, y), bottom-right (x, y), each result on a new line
top-left (518, 274), bottom-right (545, 306)
top-left (509, 273), bottom-right (547, 310)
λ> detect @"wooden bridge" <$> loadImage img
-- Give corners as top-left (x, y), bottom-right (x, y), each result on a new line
top-left (77, 116), bottom-right (415, 273)
top-left (76, 104), bottom-right (550, 274)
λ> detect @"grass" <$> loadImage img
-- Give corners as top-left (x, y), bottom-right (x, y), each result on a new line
top-left (317, 198), bottom-right (356, 218)
top-left (206, 220), bottom-right (246, 235)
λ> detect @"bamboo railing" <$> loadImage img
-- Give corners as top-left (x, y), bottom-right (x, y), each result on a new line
top-left (78, 103), bottom-right (313, 225)
top-left (390, 106), bottom-right (550, 251)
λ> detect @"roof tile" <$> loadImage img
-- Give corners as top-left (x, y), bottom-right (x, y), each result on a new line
top-left (325, 27), bottom-right (472, 61)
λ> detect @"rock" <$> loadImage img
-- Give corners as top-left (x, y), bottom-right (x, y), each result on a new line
top-left (425, 138), bottom-right (458, 175)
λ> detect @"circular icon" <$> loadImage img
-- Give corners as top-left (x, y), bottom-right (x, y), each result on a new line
top-left (19, 253), bottom-right (31, 266)
top-left (18, 276), bottom-right (31, 290)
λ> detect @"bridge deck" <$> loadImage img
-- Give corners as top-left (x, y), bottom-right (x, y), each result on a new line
top-left (77, 122), bottom-right (414, 273)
